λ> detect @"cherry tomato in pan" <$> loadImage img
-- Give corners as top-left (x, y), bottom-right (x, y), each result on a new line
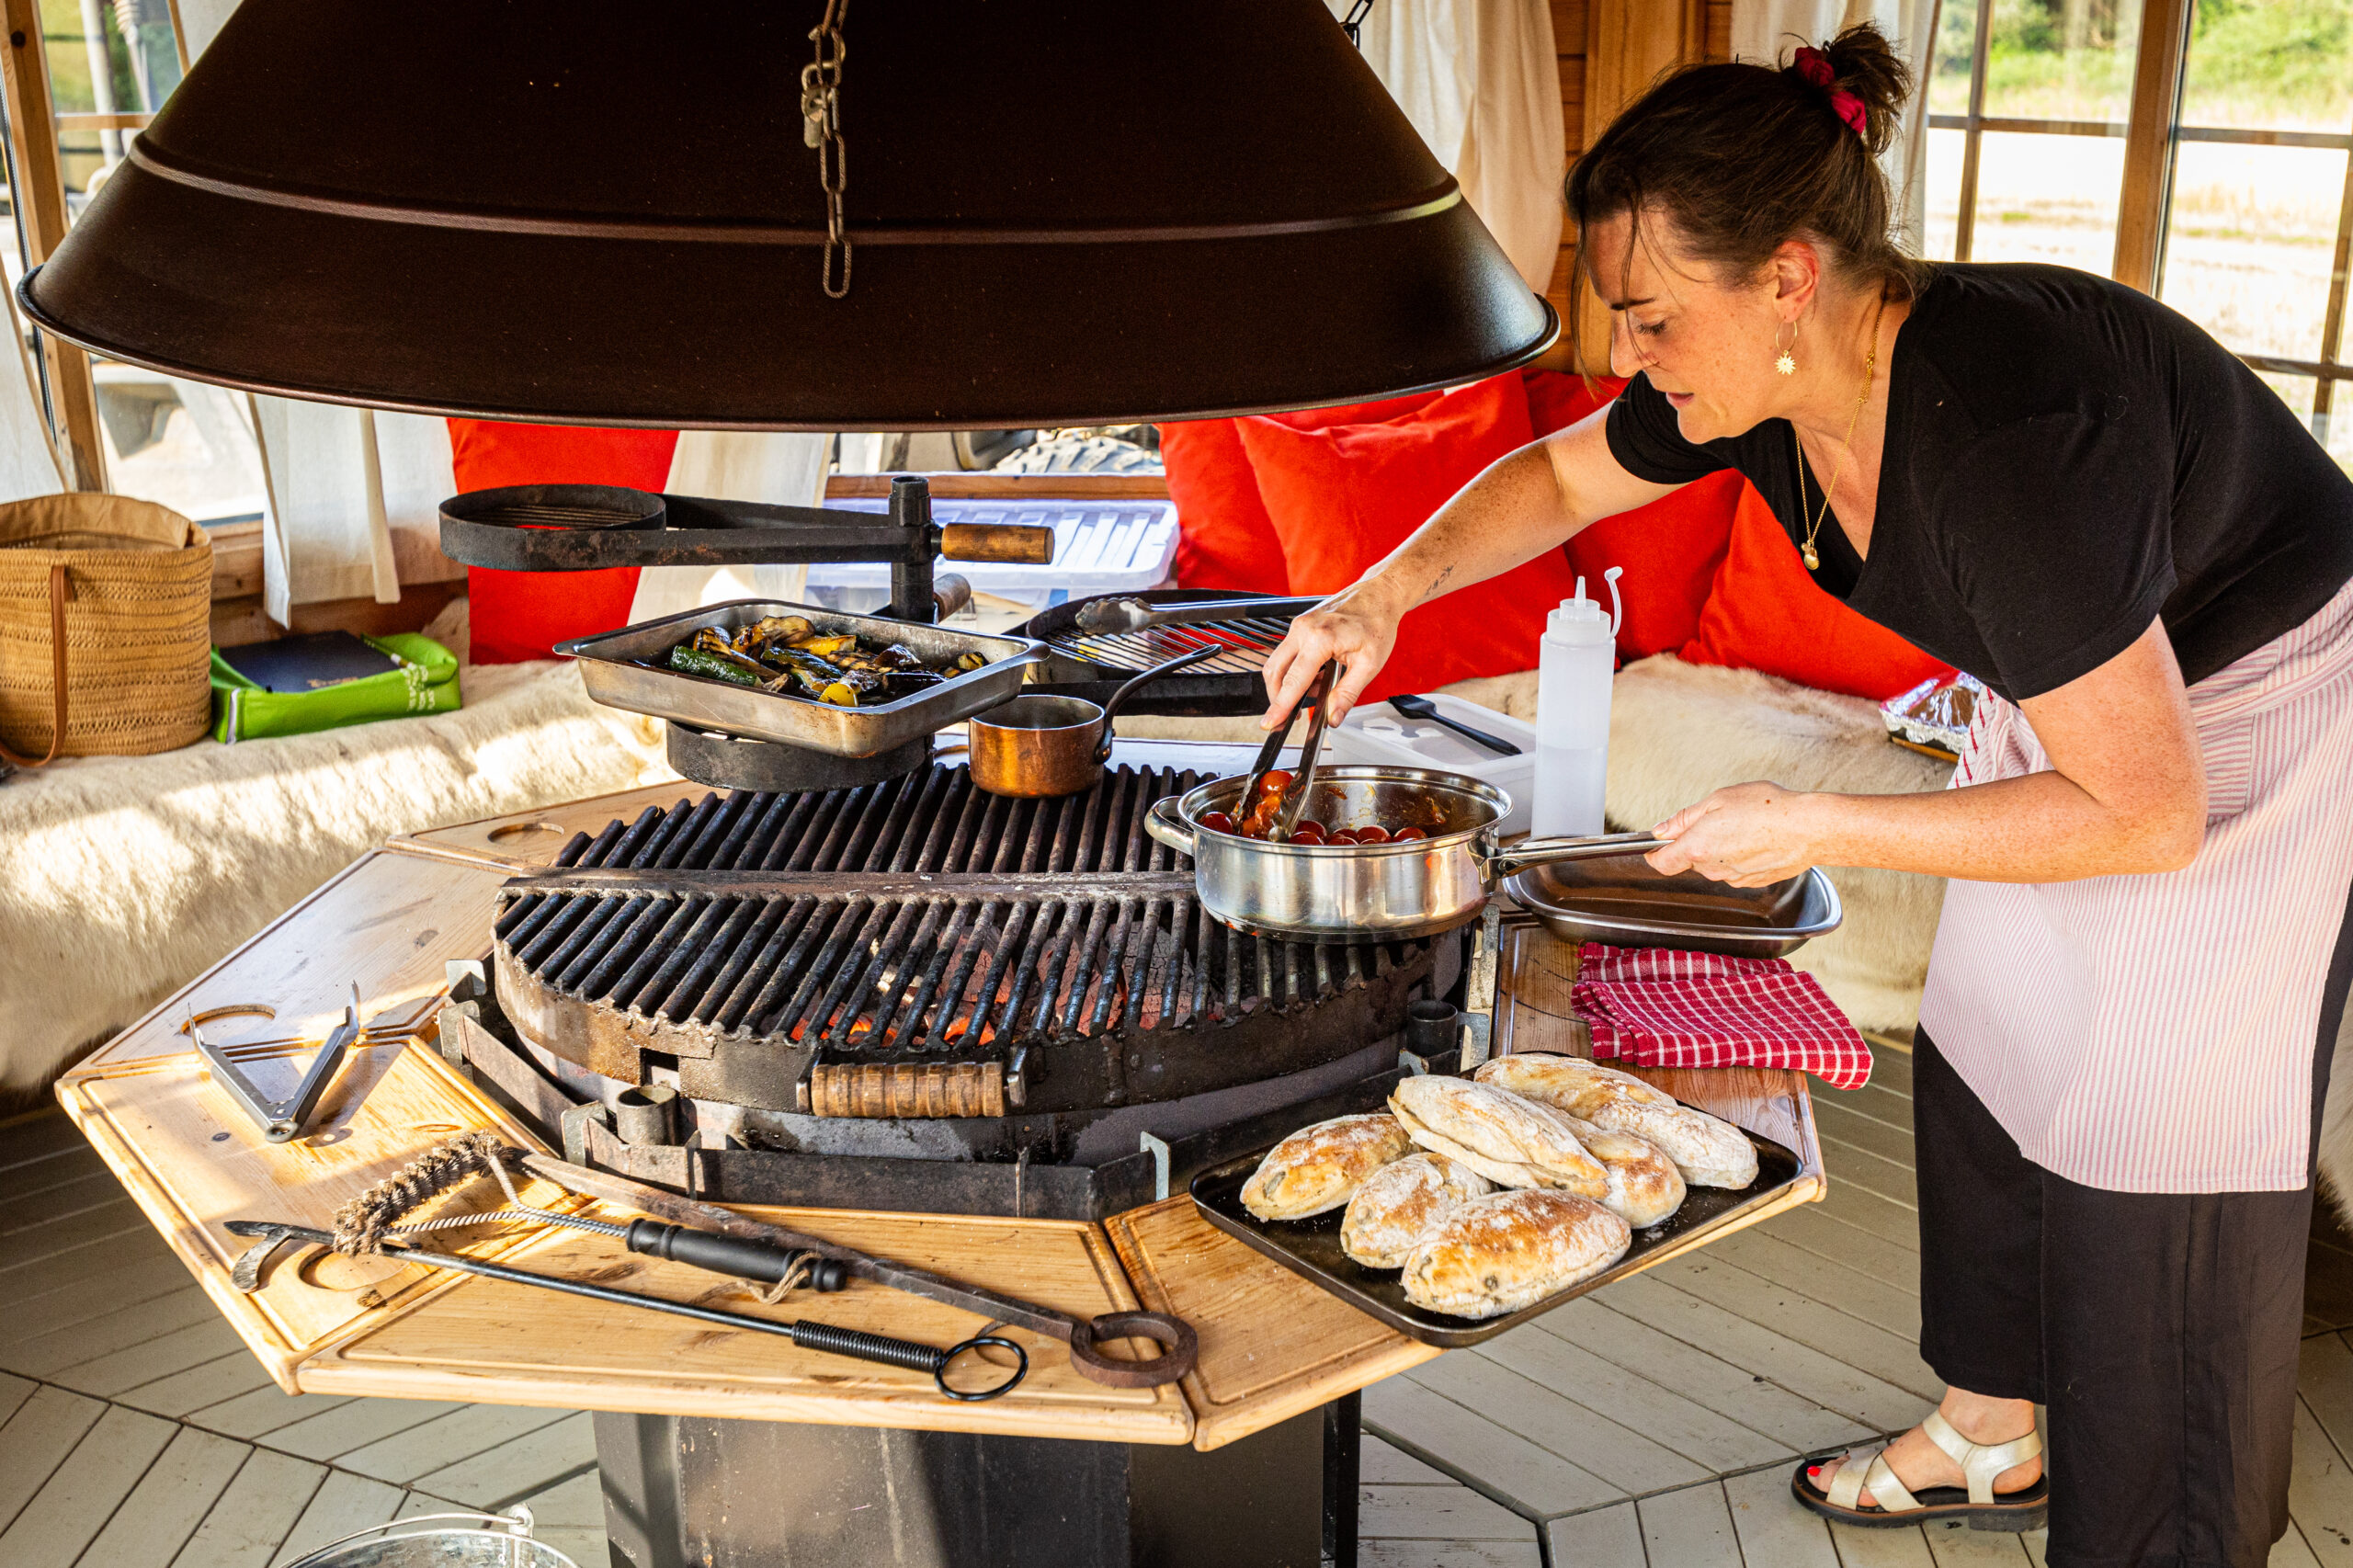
top-left (1327, 827), bottom-right (1359, 845)
top-left (1290, 821), bottom-right (1326, 844)
top-left (1199, 810), bottom-right (1235, 835)
top-left (1257, 770), bottom-right (1293, 795)
top-left (1239, 817), bottom-right (1272, 839)
top-left (1353, 824), bottom-right (1391, 845)
top-left (1390, 825), bottom-right (1428, 842)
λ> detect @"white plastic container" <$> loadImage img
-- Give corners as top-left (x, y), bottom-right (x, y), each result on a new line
top-left (1532, 570), bottom-right (1621, 838)
top-left (1323, 694), bottom-right (1539, 837)
top-left (803, 498), bottom-right (1178, 612)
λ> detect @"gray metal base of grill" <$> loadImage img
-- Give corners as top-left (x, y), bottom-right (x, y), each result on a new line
top-left (665, 722), bottom-right (931, 791)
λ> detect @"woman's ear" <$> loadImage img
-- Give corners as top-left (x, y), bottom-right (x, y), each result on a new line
top-left (1768, 239), bottom-right (1824, 320)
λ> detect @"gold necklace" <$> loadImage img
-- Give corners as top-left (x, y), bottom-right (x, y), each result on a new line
top-left (1791, 295), bottom-right (1887, 573)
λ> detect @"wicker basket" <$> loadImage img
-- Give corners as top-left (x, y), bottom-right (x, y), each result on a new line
top-left (0, 494), bottom-right (212, 763)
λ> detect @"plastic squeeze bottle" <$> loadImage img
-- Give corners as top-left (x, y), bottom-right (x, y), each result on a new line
top-left (1532, 569), bottom-right (1622, 838)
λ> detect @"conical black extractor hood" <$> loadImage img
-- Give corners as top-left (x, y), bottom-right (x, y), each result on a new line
top-left (18, 0), bottom-right (1556, 429)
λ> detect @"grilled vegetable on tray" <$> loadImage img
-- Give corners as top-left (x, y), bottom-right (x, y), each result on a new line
top-left (664, 616), bottom-right (989, 707)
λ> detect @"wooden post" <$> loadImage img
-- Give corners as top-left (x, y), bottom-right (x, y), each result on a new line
top-left (2110, 0), bottom-right (2193, 294)
top-left (1571, 0), bottom-right (1707, 372)
top-left (0, 0), bottom-right (108, 491)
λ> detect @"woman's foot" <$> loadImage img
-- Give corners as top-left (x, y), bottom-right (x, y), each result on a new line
top-left (1806, 1390), bottom-right (2041, 1510)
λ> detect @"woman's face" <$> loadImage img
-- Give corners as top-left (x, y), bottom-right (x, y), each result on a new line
top-left (1583, 212), bottom-right (1792, 445)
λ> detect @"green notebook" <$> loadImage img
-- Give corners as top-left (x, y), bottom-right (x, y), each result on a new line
top-left (210, 631), bottom-right (461, 743)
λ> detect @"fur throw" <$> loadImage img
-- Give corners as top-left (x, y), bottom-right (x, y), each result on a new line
top-left (1120, 655), bottom-right (1950, 1031)
top-left (1, 600), bottom-right (673, 1093)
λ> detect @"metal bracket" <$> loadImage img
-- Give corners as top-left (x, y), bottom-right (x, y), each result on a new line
top-left (1459, 903), bottom-right (1504, 1068)
top-left (434, 960), bottom-right (488, 1074)
top-left (1140, 1131), bottom-right (1171, 1202)
top-left (191, 983), bottom-right (363, 1142)
top-left (561, 1101), bottom-right (612, 1167)
top-left (1397, 1050), bottom-right (1432, 1076)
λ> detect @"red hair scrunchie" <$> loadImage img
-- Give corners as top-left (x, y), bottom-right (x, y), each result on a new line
top-left (1790, 45), bottom-right (1869, 138)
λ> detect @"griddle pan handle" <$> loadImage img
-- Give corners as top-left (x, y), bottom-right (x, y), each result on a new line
top-left (1146, 796), bottom-right (1194, 857)
top-left (1479, 831), bottom-right (1665, 881)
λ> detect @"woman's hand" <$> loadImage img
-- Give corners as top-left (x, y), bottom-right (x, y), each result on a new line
top-left (1645, 782), bottom-right (1824, 887)
top-left (1258, 576), bottom-right (1413, 729)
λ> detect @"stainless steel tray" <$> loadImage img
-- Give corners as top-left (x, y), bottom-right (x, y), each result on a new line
top-left (557, 600), bottom-right (1047, 758)
top-left (1502, 856), bottom-right (1841, 960)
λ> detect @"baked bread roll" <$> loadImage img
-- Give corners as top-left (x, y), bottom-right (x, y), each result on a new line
top-left (1557, 1116), bottom-right (1685, 1228)
top-left (1401, 1189), bottom-right (1631, 1318)
top-left (1241, 1113), bottom-right (1415, 1221)
top-left (1340, 1153), bottom-right (1493, 1269)
top-left (1388, 1076), bottom-right (1608, 1199)
top-left (1475, 1054), bottom-right (1758, 1189)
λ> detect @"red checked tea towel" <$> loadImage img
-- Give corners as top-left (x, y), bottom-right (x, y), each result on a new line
top-left (1572, 944), bottom-right (1873, 1090)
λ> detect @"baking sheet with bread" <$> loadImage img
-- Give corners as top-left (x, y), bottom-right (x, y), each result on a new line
top-left (1199, 1052), bottom-right (1790, 1335)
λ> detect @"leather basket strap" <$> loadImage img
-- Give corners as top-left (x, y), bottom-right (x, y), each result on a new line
top-left (0, 562), bottom-right (74, 768)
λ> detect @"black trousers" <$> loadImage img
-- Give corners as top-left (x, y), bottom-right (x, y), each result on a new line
top-left (1914, 881), bottom-right (2353, 1568)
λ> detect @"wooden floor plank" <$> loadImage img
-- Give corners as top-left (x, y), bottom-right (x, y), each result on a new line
top-left (2022, 1530), bottom-right (2049, 1568)
top-left (1362, 1376), bottom-right (1625, 1519)
top-left (1648, 1254), bottom-right (1942, 1401)
top-left (116, 1351), bottom-right (279, 1420)
top-left (1861, 1050), bottom-right (1913, 1097)
top-left (1826, 1081), bottom-right (1914, 1131)
top-left (0, 1228), bottom-right (180, 1315)
top-left (1723, 1464), bottom-right (1841, 1568)
top-left (1364, 1436), bottom-right (1458, 1485)
top-left (0, 1170), bottom-right (135, 1238)
top-left (2301, 1335), bottom-right (2353, 1466)
top-left (186, 1387), bottom-right (359, 1443)
top-left (1358, 1483), bottom-right (1537, 1540)
top-left (73, 1426), bottom-right (250, 1568)
top-left (1597, 1274), bottom-right (1938, 1432)
top-left (1543, 1501), bottom-right (1647, 1568)
top-left (1811, 1098), bottom-right (1916, 1167)
top-left (49, 1316), bottom-right (250, 1399)
top-left (0, 1112), bottom-right (93, 1169)
top-left (1814, 1182), bottom-right (1922, 1254)
top-left (2290, 1395), bottom-right (2353, 1568)
top-left (2275, 1523), bottom-right (2325, 1568)
top-left (1705, 1230), bottom-right (1924, 1341)
top-left (1476, 1323), bottom-right (1794, 1475)
top-left (0, 1403), bottom-right (176, 1568)
top-left (256, 1398), bottom-right (466, 1462)
top-left (1828, 1522), bottom-right (1939, 1566)
top-left (1547, 1299), bottom-right (1876, 1455)
top-left (1817, 1138), bottom-right (1920, 1209)
top-left (334, 1403), bottom-right (575, 1487)
top-left (1360, 1540), bottom-right (1541, 1568)
top-left (169, 1449), bottom-right (327, 1568)
top-left (0, 1370), bottom-right (33, 1426)
top-left (0, 1199), bottom-right (147, 1275)
top-left (1638, 1481), bottom-right (1741, 1568)
top-left (1756, 1205), bottom-right (1925, 1299)
top-left (1923, 1525), bottom-right (2032, 1565)
top-left (270, 1470), bottom-right (408, 1566)
top-left (0, 1384), bottom-right (106, 1533)
top-left (2, 1285), bottom-right (221, 1378)
top-left (0, 1145), bottom-right (105, 1205)
top-left (408, 1411), bottom-right (597, 1510)
top-left (0, 1254), bottom-right (204, 1352)
top-left (2307, 1245), bottom-right (2353, 1335)
top-left (506, 1469), bottom-right (607, 1568)
top-left (1407, 1353), bottom-right (1712, 1495)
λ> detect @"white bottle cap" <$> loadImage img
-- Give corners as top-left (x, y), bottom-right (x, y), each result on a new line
top-left (1548, 571), bottom-right (1624, 642)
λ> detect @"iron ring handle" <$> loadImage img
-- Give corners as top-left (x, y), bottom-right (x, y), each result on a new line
top-left (937, 1335), bottom-right (1029, 1402)
top-left (1064, 1310), bottom-right (1199, 1388)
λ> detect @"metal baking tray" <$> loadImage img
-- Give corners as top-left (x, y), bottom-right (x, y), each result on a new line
top-left (1191, 1096), bottom-right (1802, 1348)
top-left (1503, 856), bottom-right (1842, 961)
top-left (556, 599), bottom-right (1047, 758)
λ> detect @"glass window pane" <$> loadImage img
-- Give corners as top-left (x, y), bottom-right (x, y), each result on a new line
top-left (2178, 0), bottom-right (2353, 133)
top-left (43, 0), bottom-right (181, 204)
top-left (2158, 142), bottom-right (2348, 363)
top-left (2256, 371), bottom-right (2353, 477)
top-left (1964, 129), bottom-right (2129, 269)
top-left (1981, 0), bottom-right (2141, 122)
top-left (1928, 0), bottom-right (1982, 117)
top-left (1924, 125), bottom-right (1967, 259)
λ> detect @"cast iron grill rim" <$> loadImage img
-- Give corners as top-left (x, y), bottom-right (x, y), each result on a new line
top-left (495, 764), bottom-right (1418, 1060)
top-left (1046, 616), bottom-right (1293, 676)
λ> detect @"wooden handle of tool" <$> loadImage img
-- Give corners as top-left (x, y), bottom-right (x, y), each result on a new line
top-left (940, 523), bottom-right (1054, 565)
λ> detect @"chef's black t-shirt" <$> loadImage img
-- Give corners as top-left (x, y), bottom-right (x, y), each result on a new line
top-left (1603, 262), bottom-right (2353, 702)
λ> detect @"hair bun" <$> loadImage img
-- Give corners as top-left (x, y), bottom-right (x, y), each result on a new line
top-left (1808, 24), bottom-right (1911, 155)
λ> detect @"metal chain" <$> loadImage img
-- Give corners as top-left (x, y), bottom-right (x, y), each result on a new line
top-left (801, 0), bottom-right (851, 298)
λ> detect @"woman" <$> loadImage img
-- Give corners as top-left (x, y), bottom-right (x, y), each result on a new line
top-left (1259, 27), bottom-right (2353, 1565)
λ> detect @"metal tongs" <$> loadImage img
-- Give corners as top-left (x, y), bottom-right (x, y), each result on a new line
top-left (1239, 659), bottom-right (1338, 841)
top-left (192, 983), bottom-right (363, 1142)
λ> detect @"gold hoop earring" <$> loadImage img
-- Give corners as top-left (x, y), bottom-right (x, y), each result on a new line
top-left (1773, 321), bottom-right (1798, 377)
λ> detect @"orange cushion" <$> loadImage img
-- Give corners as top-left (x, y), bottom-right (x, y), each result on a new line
top-left (1238, 374), bottom-right (1563, 701)
top-left (1680, 481), bottom-right (1956, 700)
top-left (448, 421), bottom-right (681, 665)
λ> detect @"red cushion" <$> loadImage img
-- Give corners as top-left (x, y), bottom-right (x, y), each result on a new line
top-left (1160, 393), bottom-right (1445, 595)
top-left (1522, 369), bottom-right (1623, 437)
top-left (1680, 481), bottom-right (1956, 699)
top-left (1566, 470), bottom-right (1745, 662)
top-left (448, 421), bottom-right (681, 664)
top-left (1238, 374), bottom-right (1562, 701)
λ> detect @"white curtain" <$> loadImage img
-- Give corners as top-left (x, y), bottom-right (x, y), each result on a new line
top-left (625, 432), bottom-right (835, 622)
top-left (251, 400), bottom-right (456, 621)
top-left (1732, 0), bottom-right (1942, 254)
top-left (1336, 0), bottom-right (1566, 296)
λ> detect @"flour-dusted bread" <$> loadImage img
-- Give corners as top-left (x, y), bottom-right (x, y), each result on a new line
top-left (1240, 1113), bottom-right (1415, 1221)
top-left (1475, 1053), bottom-right (1758, 1189)
top-left (1387, 1076), bottom-right (1608, 1199)
top-left (1340, 1153), bottom-right (1493, 1269)
top-left (1400, 1189), bottom-right (1632, 1318)
top-left (1556, 1116), bottom-right (1685, 1228)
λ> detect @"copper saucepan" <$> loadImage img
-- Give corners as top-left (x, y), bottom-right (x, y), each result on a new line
top-left (969, 646), bottom-right (1222, 798)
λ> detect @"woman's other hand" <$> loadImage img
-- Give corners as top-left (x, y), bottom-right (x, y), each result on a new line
top-left (1259, 577), bottom-right (1412, 730)
top-left (1646, 781), bottom-right (1824, 887)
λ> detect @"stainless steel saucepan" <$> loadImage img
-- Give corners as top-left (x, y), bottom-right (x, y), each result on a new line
top-left (1144, 765), bottom-right (1663, 944)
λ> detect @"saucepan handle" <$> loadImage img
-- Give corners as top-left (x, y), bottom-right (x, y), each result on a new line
top-left (1145, 796), bottom-right (1195, 856)
top-left (1094, 645), bottom-right (1225, 764)
top-left (1479, 830), bottom-right (1664, 881)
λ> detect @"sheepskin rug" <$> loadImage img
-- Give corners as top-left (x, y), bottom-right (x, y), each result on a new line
top-left (1, 599), bottom-right (675, 1095)
top-left (1120, 653), bottom-right (1951, 1031)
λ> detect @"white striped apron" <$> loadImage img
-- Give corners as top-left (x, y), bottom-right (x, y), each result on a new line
top-left (1917, 574), bottom-right (2353, 1193)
